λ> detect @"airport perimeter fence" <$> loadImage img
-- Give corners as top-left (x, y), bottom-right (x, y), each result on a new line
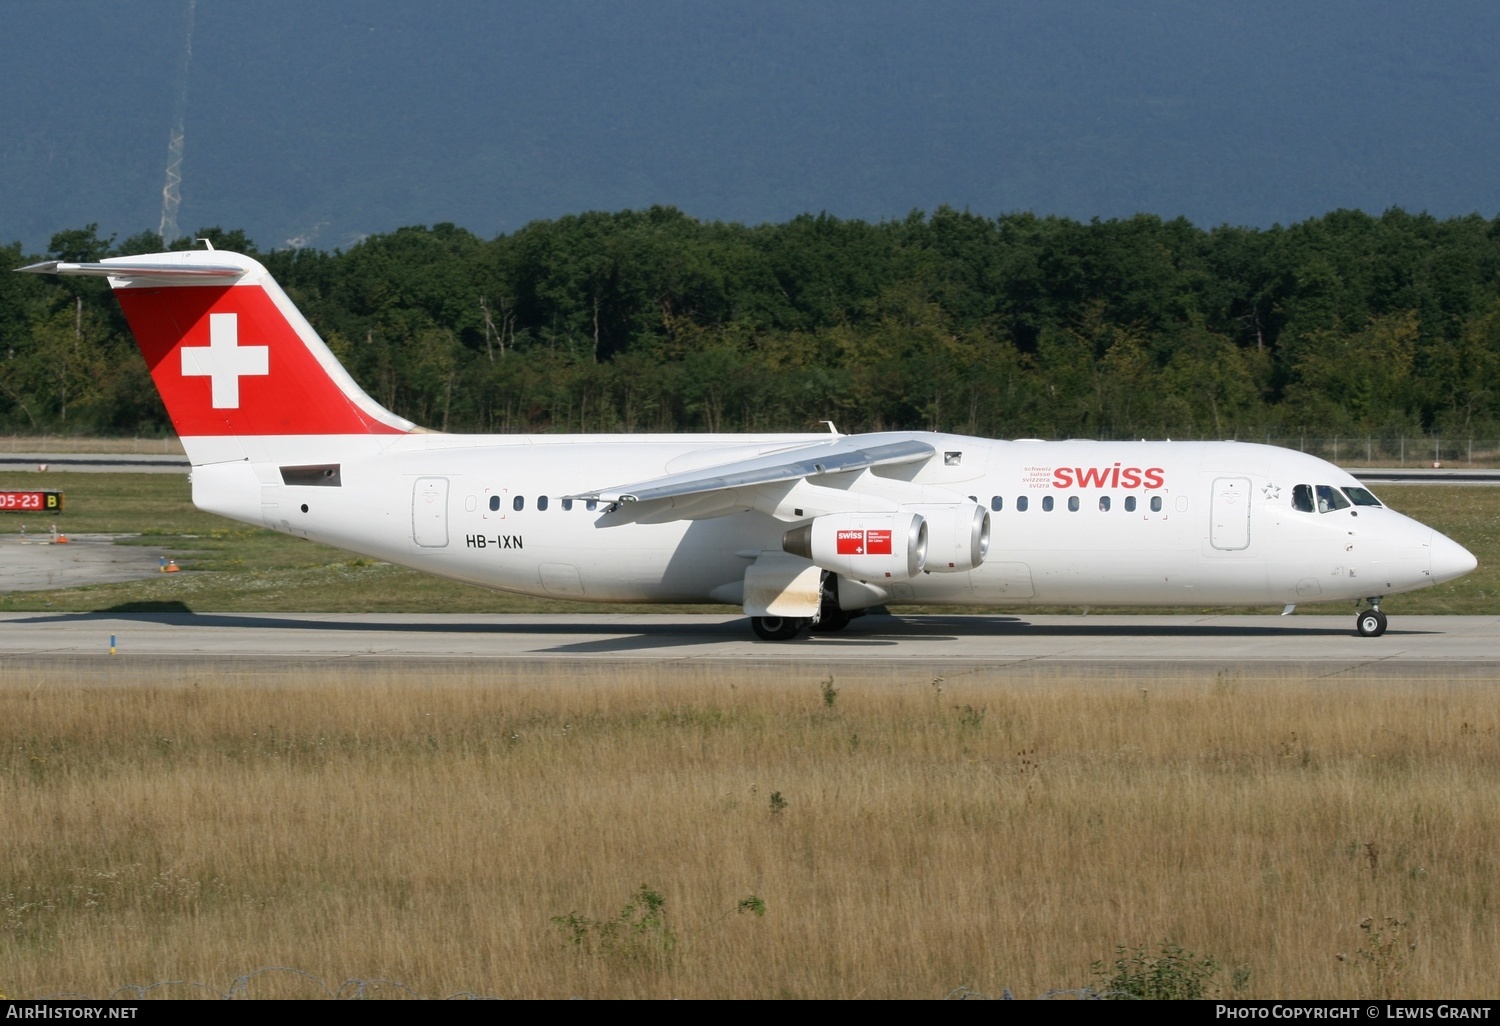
top-left (1225, 436), bottom-right (1498, 468)
top-left (1076, 435), bottom-right (1500, 468)
top-left (5, 432), bottom-right (1498, 467)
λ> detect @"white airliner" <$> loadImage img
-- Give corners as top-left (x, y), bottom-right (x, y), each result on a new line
top-left (19, 248), bottom-right (1477, 639)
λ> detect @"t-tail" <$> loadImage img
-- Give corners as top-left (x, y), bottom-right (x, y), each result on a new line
top-left (18, 249), bottom-right (414, 467)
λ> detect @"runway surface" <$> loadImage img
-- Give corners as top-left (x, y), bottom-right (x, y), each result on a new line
top-left (2, 612), bottom-right (1497, 676)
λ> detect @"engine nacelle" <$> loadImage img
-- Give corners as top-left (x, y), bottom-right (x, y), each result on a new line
top-left (783, 512), bottom-right (927, 581)
top-left (909, 502), bottom-right (990, 573)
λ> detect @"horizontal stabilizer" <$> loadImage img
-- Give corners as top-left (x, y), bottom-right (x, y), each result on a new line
top-left (17, 260), bottom-right (246, 281)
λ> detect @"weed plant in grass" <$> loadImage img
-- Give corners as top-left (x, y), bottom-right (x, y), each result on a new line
top-left (3, 662), bottom-right (1498, 998)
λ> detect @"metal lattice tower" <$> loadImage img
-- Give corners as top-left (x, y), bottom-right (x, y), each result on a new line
top-left (159, 0), bottom-right (196, 245)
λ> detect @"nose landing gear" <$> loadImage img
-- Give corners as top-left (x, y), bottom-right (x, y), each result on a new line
top-left (1355, 599), bottom-right (1388, 638)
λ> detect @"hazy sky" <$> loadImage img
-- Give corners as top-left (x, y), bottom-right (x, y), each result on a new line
top-left (4, 0), bottom-right (1498, 253)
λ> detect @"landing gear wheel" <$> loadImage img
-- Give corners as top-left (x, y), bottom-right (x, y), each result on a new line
top-left (1356, 609), bottom-right (1388, 638)
top-left (751, 616), bottom-right (807, 641)
top-left (809, 610), bottom-right (851, 633)
top-left (809, 570), bottom-right (852, 634)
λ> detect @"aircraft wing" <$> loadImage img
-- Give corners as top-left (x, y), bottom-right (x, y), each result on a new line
top-left (570, 436), bottom-right (935, 522)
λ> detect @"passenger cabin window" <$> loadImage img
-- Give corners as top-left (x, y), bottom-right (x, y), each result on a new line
top-left (561, 498), bottom-right (573, 511)
top-left (537, 496), bottom-right (549, 511)
top-left (1042, 495), bottom-right (1054, 512)
top-left (1315, 485), bottom-right (1351, 513)
top-left (991, 496), bottom-right (1003, 512)
top-left (1292, 484), bottom-right (1315, 513)
top-left (489, 495), bottom-right (500, 512)
top-left (1098, 496), bottom-right (1111, 512)
top-left (513, 495), bottom-right (525, 511)
top-left (1016, 496), bottom-right (1029, 512)
top-left (1344, 486), bottom-right (1383, 507)
top-left (586, 499), bottom-right (598, 512)
top-left (1067, 496), bottom-right (1079, 512)
top-left (1124, 496), bottom-right (1136, 512)
top-left (1150, 496), bottom-right (1163, 513)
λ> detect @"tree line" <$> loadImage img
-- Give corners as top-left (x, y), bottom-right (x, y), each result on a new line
top-left (3, 205), bottom-right (1498, 441)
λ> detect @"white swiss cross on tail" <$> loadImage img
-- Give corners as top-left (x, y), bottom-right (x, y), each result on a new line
top-left (181, 313), bottom-right (269, 408)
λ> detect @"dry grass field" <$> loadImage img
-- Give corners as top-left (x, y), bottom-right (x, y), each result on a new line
top-left (3, 660), bottom-right (1498, 999)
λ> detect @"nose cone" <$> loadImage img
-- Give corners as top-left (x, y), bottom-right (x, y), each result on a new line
top-left (1431, 530), bottom-right (1478, 585)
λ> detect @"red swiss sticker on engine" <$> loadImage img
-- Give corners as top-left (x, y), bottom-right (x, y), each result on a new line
top-left (836, 529), bottom-right (866, 554)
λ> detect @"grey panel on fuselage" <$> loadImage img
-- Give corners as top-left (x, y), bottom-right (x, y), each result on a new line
top-left (412, 477), bottom-right (449, 548)
top-left (1211, 476), bottom-right (1252, 551)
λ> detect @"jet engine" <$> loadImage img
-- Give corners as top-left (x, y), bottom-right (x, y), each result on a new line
top-left (782, 511), bottom-right (927, 580)
top-left (909, 502), bottom-right (990, 572)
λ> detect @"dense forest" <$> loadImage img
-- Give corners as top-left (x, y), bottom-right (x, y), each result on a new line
top-left (3, 207), bottom-right (1499, 447)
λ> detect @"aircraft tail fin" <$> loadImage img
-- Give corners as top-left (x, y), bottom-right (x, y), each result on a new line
top-left (17, 250), bottom-right (413, 465)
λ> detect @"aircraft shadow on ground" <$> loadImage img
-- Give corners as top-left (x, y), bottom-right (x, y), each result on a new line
top-left (3, 608), bottom-right (1421, 645)
top-left (878, 615), bottom-right (1383, 638)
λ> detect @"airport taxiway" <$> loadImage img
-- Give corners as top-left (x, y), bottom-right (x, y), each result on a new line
top-left (1, 612), bottom-right (1497, 677)
top-left (0, 533), bottom-right (172, 590)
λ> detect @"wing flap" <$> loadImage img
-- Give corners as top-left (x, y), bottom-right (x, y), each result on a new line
top-left (570, 437), bottom-right (935, 508)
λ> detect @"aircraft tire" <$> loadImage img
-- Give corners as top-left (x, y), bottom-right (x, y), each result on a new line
top-left (809, 610), bottom-right (851, 633)
top-left (751, 616), bottom-right (807, 641)
top-left (1356, 609), bottom-right (1388, 637)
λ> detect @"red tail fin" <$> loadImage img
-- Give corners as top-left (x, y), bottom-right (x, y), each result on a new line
top-left (20, 250), bottom-right (412, 453)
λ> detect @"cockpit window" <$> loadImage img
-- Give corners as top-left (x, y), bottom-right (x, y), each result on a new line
top-left (1315, 485), bottom-right (1351, 512)
top-left (1343, 486), bottom-right (1383, 507)
top-left (1292, 484), bottom-right (1315, 513)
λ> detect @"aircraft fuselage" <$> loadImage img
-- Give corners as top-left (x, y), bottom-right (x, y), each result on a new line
top-left (192, 432), bottom-right (1470, 611)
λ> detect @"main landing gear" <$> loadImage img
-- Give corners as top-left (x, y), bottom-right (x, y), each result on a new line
top-left (809, 571), bottom-right (852, 633)
top-left (750, 616), bottom-right (808, 641)
top-left (1356, 599), bottom-right (1388, 638)
top-left (808, 608), bottom-right (851, 633)
top-left (750, 572), bottom-right (852, 641)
